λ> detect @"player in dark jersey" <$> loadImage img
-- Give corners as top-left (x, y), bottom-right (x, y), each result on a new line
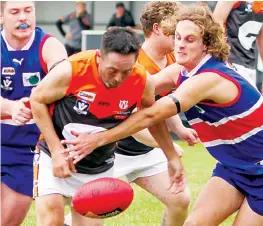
top-left (214, 1), bottom-right (263, 88)
top-left (30, 27), bottom-right (183, 226)
top-left (63, 5), bottom-right (263, 225)
top-left (0, 1), bottom-right (67, 225)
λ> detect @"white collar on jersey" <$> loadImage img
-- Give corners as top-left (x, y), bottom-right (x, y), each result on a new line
top-left (1, 29), bottom-right (35, 51)
top-left (181, 54), bottom-right (212, 77)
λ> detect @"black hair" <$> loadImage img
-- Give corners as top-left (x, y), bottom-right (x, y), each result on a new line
top-left (116, 2), bottom-right (125, 8)
top-left (100, 27), bottom-right (140, 57)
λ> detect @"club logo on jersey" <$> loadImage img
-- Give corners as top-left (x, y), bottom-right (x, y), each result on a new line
top-left (22, 72), bottom-right (41, 87)
top-left (1, 76), bottom-right (13, 90)
top-left (119, 100), bottom-right (128, 110)
top-left (13, 58), bottom-right (24, 66)
top-left (2, 67), bottom-right (15, 75)
top-left (77, 91), bottom-right (96, 102)
top-left (73, 99), bottom-right (89, 115)
top-left (245, 2), bottom-right (252, 12)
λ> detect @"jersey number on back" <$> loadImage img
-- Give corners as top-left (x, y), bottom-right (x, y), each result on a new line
top-left (238, 21), bottom-right (262, 50)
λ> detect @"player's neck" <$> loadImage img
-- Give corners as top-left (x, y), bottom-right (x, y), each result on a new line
top-left (4, 32), bottom-right (32, 51)
top-left (141, 39), bottom-right (167, 62)
top-left (183, 52), bottom-right (208, 72)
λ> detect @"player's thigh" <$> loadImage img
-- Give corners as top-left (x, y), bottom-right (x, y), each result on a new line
top-left (71, 207), bottom-right (103, 226)
top-left (1, 182), bottom-right (32, 225)
top-left (233, 199), bottom-right (263, 226)
top-left (186, 176), bottom-right (244, 226)
top-left (134, 171), bottom-right (190, 208)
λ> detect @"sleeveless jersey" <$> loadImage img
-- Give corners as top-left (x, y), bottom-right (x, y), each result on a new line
top-left (177, 55), bottom-right (263, 175)
top-left (116, 49), bottom-right (176, 156)
top-left (1, 27), bottom-right (50, 153)
top-left (226, 1), bottom-right (263, 69)
top-left (38, 50), bottom-right (147, 174)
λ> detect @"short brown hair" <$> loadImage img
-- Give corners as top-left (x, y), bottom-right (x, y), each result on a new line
top-left (1, 1), bottom-right (35, 14)
top-left (140, 1), bottom-right (182, 38)
top-left (176, 4), bottom-right (230, 62)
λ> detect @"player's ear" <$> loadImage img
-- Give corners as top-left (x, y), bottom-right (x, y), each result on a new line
top-left (96, 49), bottom-right (101, 64)
top-left (152, 23), bottom-right (160, 35)
top-left (0, 14), bottom-right (3, 25)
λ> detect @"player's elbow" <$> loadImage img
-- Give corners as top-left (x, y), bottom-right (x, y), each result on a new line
top-left (30, 88), bottom-right (45, 106)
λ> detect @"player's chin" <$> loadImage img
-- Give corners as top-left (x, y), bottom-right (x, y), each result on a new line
top-left (175, 58), bottom-right (187, 66)
top-left (108, 83), bottom-right (120, 88)
top-left (14, 29), bottom-right (33, 38)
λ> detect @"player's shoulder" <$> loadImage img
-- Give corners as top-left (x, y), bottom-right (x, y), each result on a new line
top-left (68, 50), bottom-right (98, 77)
top-left (132, 62), bottom-right (147, 77)
top-left (68, 50), bottom-right (96, 63)
top-left (136, 48), bottom-right (151, 65)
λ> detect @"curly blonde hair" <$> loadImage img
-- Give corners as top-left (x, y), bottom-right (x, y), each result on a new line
top-left (176, 4), bottom-right (230, 62)
top-left (140, 1), bottom-right (182, 38)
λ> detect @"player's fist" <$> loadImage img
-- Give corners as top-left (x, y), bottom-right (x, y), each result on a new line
top-left (11, 97), bottom-right (32, 126)
top-left (52, 151), bottom-right (74, 178)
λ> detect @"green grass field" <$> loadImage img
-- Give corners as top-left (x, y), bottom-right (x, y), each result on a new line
top-left (22, 142), bottom-right (236, 226)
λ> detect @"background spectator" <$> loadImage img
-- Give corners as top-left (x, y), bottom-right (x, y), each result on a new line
top-left (56, 1), bottom-right (92, 56)
top-left (107, 2), bottom-right (136, 29)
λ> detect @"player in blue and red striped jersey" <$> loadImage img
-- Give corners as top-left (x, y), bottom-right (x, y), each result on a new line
top-left (1, 1), bottom-right (67, 225)
top-left (63, 4), bottom-right (263, 226)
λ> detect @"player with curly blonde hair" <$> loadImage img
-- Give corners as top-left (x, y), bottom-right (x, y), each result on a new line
top-left (62, 4), bottom-right (263, 226)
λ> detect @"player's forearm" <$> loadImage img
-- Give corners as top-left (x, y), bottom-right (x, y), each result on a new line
top-left (1, 97), bottom-right (14, 117)
top-left (101, 109), bottom-right (156, 146)
top-left (30, 100), bottom-right (63, 153)
top-left (99, 98), bottom-right (177, 148)
top-left (132, 128), bottom-right (159, 148)
top-left (148, 122), bottom-right (180, 161)
top-left (56, 19), bottom-right (66, 37)
top-left (166, 114), bottom-right (185, 134)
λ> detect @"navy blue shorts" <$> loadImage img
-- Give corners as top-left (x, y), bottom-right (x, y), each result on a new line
top-left (1, 146), bottom-right (34, 197)
top-left (212, 163), bottom-right (263, 216)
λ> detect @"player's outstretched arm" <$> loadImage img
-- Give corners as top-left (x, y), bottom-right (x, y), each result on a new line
top-left (61, 72), bottom-right (223, 164)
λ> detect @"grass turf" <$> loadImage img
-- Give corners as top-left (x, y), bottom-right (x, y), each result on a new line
top-left (22, 142), bottom-right (236, 226)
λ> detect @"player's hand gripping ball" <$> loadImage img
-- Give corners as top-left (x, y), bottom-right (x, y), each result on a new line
top-left (72, 177), bottom-right (134, 218)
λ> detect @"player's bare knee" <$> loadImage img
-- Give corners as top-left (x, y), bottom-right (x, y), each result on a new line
top-left (36, 196), bottom-right (64, 225)
top-left (166, 188), bottom-right (191, 211)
